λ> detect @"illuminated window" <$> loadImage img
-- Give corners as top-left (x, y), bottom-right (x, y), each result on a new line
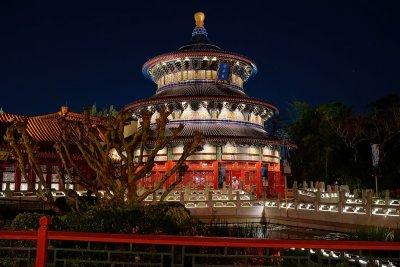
top-left (173, 72), bottom-right (181, 82)
top-left (198, 70), bottom-right (206, 79)
top-left (219, 108), bottom-right (244, 121)
top-left (188, 71), bottom-right (194, 80)
top-left (206, 70), bottom-right (212, 79)
top-left (51, 174), bottom-right (59, 190)
top-left (2, 171), bottom-right (16, 191)
top-left (150, 111), bottom-right (160, 124)
top-left (172, 110), bottom-right (181, 120)
top-left (181, 106), bottom-right (209, 120)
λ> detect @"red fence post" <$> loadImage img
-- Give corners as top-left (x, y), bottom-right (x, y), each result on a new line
top-left (36, 216), bottom-right (51, 267)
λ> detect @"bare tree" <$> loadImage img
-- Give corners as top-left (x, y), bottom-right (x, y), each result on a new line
top-left (329, 116), bottom-right (367, 161)
top-left (54, 106), bottom-right (203, 206)
top-left (4, 121), bottom-right (53, 203)
top-left (4, 106), bottom-right (203, 209)
top-left (366, 105), bottom-right (400, 164)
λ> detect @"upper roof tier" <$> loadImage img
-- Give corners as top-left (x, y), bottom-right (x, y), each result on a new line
top-left (178, 12), bottom-right (221, 52)
top-left (142, 12), bottom-right (258, 91)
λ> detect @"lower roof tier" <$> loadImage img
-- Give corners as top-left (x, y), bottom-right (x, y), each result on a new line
top-left (124, 91), bottom-right (279, 120)
top-left (147, 121), bottom-right (289, 147)
top-left (164, 121), bottom-right (268, 139)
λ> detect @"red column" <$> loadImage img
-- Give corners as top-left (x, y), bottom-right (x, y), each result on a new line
top-left (213, 161), bottom-right (219, 189)
top-left (240, 168), bottom-right (245, 190)
top-left (256, 161), bottom-right (262, 198)
top-left (0, 170), bottom-right (3, 190)
top-left (165, 161), bottom-right (173, 188)
top-left (46, 165), bottom-right (52, 189)
top-left (36, 216), bottom-right (51, 267)
top-left (15, 166), bottom-right (21, 191)
top-left (28, 165), bottom-right (35, 191)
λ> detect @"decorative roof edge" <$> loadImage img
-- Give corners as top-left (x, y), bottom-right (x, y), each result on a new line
top-left (124, 95), bottom-right (279, 113)
top-left (148, 136), bottom-right (297, 148)
top-left (142, 51), bottom-right (257, 80)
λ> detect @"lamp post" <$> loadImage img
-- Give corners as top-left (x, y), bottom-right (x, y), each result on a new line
top-left (371, 144), bottom-right (379, 197)
top-left (283, 159), bottom-right (291, 210)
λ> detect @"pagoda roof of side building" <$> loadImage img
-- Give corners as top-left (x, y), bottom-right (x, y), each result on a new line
top-left (0, 106), bottom-right (102, 144)
top-left (0, 113), bottom-right (67, 144)
top-left (34, 106), bottom-right (102, 124)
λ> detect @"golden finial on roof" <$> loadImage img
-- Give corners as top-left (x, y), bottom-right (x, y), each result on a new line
top-left (59, 106), bottom-right (68, 116)
top-left (194, 12), bottom-right (205, 28)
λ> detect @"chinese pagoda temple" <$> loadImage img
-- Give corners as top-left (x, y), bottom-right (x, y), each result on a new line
top-left (0, 12), bottom-right (290, 198)
top-left (124, 12), bottom-right (287, 197)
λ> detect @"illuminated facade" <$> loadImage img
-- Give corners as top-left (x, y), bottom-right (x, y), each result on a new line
top-left (0, 12), bottom-right (290, 197)
top-left (124, 12), bottom-right (288, 197)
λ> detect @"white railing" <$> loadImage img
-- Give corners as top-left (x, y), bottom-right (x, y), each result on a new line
top-left (141, 187), bottom-right (400, 219)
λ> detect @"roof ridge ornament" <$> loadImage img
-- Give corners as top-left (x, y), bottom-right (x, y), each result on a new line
top-left (194, 12), bottom-right (205, 28)
top-left (192, 12), bottom-right (208, 37)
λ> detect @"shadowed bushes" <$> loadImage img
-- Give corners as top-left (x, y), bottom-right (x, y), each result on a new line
top-left (349, 226), bottom-right (399, 241)
top-left (11, 202), bottom-right (196, 235)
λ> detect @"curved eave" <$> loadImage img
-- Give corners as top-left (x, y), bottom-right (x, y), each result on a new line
top-left (142, 51), bottom-right (257, 80)
top-left (148, 136), bottom-right (296, 148)
top-left (124, 95), bottom-right (279, 114)
top-left (0, 113), bottom-right (26, 122)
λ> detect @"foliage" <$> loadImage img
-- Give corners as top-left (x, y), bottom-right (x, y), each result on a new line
top-left (287, 94), bottom-right (400, 190)
top-left (349, 226), bottom-right (398, 241)
top-left (10, 203), bottom-right (196, 235)
top-left (140, 202), bottom-right (195, 234)
top-left (186, 221), bottom-right (270, 238)
top-left (365, 94), bottom-right (400, 187)
top-left (90, 103), bottom-right (118, 117)
top-left (9, 208), bottom-right (272, 239)
top-left (288, 101), bottom-right (365, 185)
top-left (10, 212), bottom-right (43, 231)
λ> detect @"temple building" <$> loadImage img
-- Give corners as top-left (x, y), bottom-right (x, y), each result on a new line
top-left (124, 12), bottom-right (288, 197)
top-left (0, 12), bottom-right (290, 197)
top-left (0, 107), bottom-right (97, 192)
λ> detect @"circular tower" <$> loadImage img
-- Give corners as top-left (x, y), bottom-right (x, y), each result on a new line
top-left (125, 12), bottom-right (286, 196)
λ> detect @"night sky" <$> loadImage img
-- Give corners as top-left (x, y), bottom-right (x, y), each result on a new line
top-left (1, 1), bottom-right (399, 117)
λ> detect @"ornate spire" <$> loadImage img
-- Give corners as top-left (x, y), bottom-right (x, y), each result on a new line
top-left (192, 11), bottom-right (208, 37)
top-left (194, 12), bottom-right (205, 27)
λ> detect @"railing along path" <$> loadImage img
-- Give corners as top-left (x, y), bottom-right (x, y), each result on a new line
top-left (1, 216), bottom-right (400, 266)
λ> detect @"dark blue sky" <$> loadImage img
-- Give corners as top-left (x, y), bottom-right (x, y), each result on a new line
top-left (1, 1), bottom-right (399, 116)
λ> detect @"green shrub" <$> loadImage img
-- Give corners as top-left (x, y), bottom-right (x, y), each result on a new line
top-left (10, 202), bottom-right (195, 235)
top-left (140, 202), bottom-right (194, 234)
top-left (186, 221), bottom-right (270, 238)
top-left (9, 204), bottom-right (271, 238)
top-left (11, 212), bottom-right (42, 231)
top-left (350, 226), bottom-right (396, 241)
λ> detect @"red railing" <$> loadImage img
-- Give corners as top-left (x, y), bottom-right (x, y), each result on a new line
top-left (1, 216), bottom-right (400, 266)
